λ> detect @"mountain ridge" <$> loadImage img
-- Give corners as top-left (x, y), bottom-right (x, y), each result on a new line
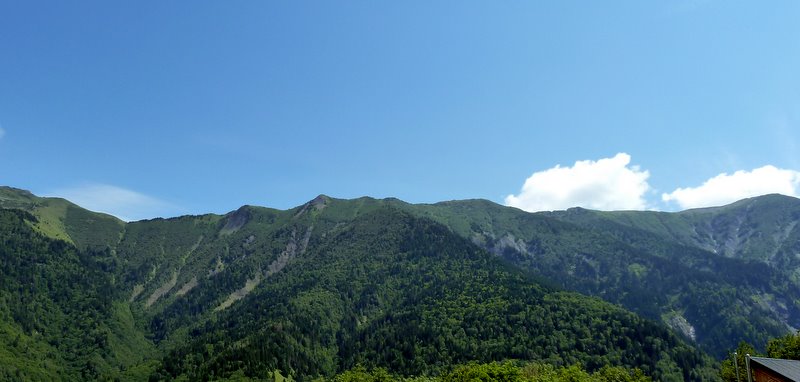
top-left (0, 186), bottom-right (723, 381)
top-left (3, 185), bottom-right (800, 380)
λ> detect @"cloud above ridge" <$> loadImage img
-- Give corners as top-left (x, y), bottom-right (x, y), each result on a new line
top-left (46, 183), bottom-right (175, 221)
top-left (662, 165), bottom-right (800, 209)
top-left (505, 153), bottom-right (651, 212)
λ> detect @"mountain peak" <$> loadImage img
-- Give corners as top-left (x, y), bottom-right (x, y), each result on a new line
top-left (0, 186), bottom-right (37, 202)
top-left (309, 194), bottom-right (330, 208)
top-left (743, 193), bottom-right (799, 205)
top-left (678, 193), bottom-right (800, 215)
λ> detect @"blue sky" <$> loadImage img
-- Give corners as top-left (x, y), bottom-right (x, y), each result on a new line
top-left (1, 1), bottom-right (799, 220)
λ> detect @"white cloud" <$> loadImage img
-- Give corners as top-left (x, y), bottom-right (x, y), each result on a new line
top-left (505, 153), bottom-right (651, 212)
top-left (46, 183), bottom-right (175, 221)
top-left (662, 165), bottom-right (800, 209)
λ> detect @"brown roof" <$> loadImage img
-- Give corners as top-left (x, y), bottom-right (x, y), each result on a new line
top-left (751, 357), bottom-right (800, 381)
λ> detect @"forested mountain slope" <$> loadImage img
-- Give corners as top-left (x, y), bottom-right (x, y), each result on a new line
top-left (546, 194), bottom-right (800, 271)
top-left (148, 205), bottom-right (715, 381)
top-left (388, 197), bottom-right (800, 358)
top-left (0, 209), bottom-right (152, 380)
top-left (0, 188), bottom-right (719, 381)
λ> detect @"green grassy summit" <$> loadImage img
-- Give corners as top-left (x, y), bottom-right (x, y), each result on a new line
top-left (0, 186), bottom-right (124, 249)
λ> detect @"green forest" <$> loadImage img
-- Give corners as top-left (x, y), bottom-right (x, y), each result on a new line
top-left (398, 196), bottom-right (800, 357)
top-left (3, 187), bottom-right (800, 381)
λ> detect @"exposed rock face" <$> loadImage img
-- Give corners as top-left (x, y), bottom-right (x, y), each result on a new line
top-left (175, 276), bottom-right (198, 297)
top-left (214, 273), bottom-right (262, 312)
top-left (475, 231), bottom-right (530, 257)
top-left (294, 195), bottom-right (329, 217)
top-left (220, 206), bottom-right (251, 235)
top-left (666, 313), bottom-right (697, 342)
top-left (146, 272), bottom-right (178, 308)
top-left (310, 195), bottom-right (328, 210)
top-left (215, 226), bottom-right (314, 311)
